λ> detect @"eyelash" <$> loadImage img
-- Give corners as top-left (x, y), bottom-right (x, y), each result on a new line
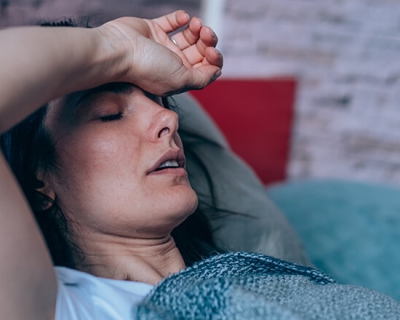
top-left (99, 112), bottom-right (123, 122)
top-left (162, 97), bottom-right (181, 116)
top-left (96, 97), bottom-right (179, 123)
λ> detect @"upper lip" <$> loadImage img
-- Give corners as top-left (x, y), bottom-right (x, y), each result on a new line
top-left (147, 149), bottom-right (186, 174)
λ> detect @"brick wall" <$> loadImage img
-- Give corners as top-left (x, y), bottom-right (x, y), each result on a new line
top-left (221, 0), bottom-right (400, 185)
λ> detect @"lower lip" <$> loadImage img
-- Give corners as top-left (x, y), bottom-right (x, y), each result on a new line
top-left (148, 167), bottom-right (187, 177)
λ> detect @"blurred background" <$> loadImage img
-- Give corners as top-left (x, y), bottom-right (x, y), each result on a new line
top-left (3, 0), bottom-right (400, 186)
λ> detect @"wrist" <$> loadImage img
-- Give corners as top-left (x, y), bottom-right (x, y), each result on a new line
top-left (58, 26), bottom-right (132, 94)
top-left (93, 24), bottom-right (133, 84)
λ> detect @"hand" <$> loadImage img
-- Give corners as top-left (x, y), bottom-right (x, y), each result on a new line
top-left (99, 10), bottom-right (223, 95)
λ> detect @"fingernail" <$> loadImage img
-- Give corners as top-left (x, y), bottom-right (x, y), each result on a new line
top-left (212, 70), bottom-right (222, 81)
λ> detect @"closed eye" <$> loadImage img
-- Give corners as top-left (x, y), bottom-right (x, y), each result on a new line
top-left (162, 97), bottom-right (181, 116)
top-left (100, 112), bottom-right (123, 122)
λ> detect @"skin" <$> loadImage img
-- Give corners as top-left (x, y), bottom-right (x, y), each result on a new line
top-left (0, 10), bottom-right (222, 320)
top-left (44, 85), bottom-right (198, 284)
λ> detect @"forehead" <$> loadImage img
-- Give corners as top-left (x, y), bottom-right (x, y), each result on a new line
top-left (64, 82), bottom-right (136, 109)
top-left (45, 83), bottom-right (161, 127)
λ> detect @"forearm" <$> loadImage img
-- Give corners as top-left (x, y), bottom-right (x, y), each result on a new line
top-left (0, 26), bottom-right (127, 132)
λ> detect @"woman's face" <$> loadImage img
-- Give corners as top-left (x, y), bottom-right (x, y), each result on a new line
top-left (43, 83), bottom-right (198, 239)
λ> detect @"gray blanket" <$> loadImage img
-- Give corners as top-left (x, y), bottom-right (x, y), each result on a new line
top-left (134, 252), bottom-right (400, 319)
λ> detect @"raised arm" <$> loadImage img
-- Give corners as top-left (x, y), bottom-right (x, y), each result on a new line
top-left (0, 10), bottom-right (222, 320)
top-left (0, 10), bottom-right (222, 132)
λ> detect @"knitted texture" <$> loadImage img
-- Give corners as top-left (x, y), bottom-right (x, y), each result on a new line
top-left (134, 252), bottom-right (400, 319)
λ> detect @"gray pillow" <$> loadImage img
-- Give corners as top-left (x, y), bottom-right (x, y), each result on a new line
top-left (174, 93), bottom-right (310, 266)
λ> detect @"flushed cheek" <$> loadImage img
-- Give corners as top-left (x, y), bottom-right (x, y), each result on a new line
top-left (53, 134), bottom-right (145, 225)
top-left (57, 133), bottom-right (141, 191)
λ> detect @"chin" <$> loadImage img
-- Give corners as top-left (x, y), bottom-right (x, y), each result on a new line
top-left (187, 190), bottom-right (199, 215)
top-left (179, 188), bottom-right (199, 215)
top-left (166, 187), bottom-right (198, 224)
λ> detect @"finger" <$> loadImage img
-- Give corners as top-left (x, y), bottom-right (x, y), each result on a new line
top-left (181, 45), bottom-right (204, 65)
top-left (204, 47), bottom-right (224, 68)
top-left (171, 17), bottom-right (202, 50)
top-left (172, 20), bottom-right (218, 52)
top-left (191, 47), bottom-right (223, 70)
top-left (152, 10), bottom-right (190, 33)
top-left (200, 26), bottom-right (219, 47)
top-left (181, 28), bottom-right (220, 66)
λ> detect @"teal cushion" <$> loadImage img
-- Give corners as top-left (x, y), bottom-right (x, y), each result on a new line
top-left (267, 180), bottom-right (400, 301)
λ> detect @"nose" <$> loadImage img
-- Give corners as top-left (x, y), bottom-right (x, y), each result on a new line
top-left (147, 106), bottom-right (179, 142)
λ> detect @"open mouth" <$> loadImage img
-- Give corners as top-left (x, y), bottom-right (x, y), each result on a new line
top-left (154, 160), bottom-right (181, 171)
top-left (147, 150), bottom-right (186, 175)
top-left (147, 150), bottom-right (186, 174)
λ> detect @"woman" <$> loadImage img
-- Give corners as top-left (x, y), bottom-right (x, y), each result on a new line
top-left (1, 10), bottom-right (400, 320)
top-left (0, 10), bottom-right (222, 319)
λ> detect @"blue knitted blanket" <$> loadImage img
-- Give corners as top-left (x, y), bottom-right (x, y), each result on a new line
top-left (134, 252), bottom-right (400, 319)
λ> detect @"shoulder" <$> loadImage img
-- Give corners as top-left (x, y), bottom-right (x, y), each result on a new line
top-left (55, 267), bottom-right (153, 320)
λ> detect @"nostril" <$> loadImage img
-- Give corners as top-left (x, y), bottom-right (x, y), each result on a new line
top-left (158, 127), bottom-right (170, 138)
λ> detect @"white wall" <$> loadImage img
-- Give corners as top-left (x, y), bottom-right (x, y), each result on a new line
top-left (220, 0), bottom-right (400, 185)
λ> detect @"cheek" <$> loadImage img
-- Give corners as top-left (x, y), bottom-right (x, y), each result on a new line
top-left (62, 129), bottom-right (134, 169)
top-left (50, 131), bottom-right (147, 229)
top-left (54, 130), bottom-right (141, 201)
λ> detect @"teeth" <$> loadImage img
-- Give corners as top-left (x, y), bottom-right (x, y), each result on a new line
top-left (158, 160), bottom-right (179, 170)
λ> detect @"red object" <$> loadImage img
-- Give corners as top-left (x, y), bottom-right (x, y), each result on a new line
top-left (190, 78), bottom-right (296, 185)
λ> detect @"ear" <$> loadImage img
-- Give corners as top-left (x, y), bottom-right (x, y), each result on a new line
top-left (35, 169), bottom-right (56, 210)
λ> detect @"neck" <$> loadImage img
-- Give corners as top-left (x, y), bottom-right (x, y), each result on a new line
top-left (70, 231), bottom-right (185, 285)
